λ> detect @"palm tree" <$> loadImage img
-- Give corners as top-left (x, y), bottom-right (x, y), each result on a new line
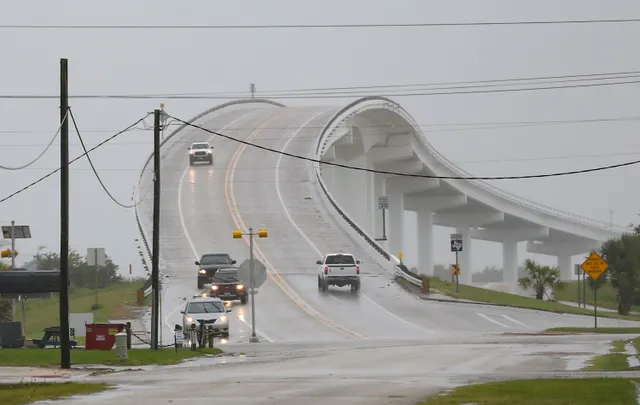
top-left (518, 259), bottom-right (566, 300)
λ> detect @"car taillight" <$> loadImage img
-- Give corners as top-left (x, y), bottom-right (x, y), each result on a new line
top-left (356, 267), bottom-right (360, 274)
top-left (324, 267), bottom-right (328, 274)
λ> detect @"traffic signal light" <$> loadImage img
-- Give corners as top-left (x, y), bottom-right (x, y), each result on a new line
top-left (257, 229), bottom-right (268, 238)
top-left (0, 249), bottom-right (17, 258)
top-left (232, 229), bottom-right (243, 239)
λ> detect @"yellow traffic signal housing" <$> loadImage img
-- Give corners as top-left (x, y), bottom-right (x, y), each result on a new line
top-left (257, 229), bottom-right (268, 238)
top-left (232, 229), bottom-right (243, 239)
top-left (0, 249), bottom-right (17, 258)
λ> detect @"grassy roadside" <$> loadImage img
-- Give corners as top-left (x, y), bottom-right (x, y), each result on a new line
top-left (0, 348), bottom-right (222, 367)
top-left (14, 281), bottom-right (148, 344)
top-left (553, 281), bottom-right (620, 311)
top-left (545, 327), bottom-right (640, 334)
top-left (423, 278), bottom-right (640, 321)
top-left (1, 383), bottom-right (109, 405)
top-left (417, 378), bottom-right (640, 405)
top-left (583, 336), bottom-right (640, 371)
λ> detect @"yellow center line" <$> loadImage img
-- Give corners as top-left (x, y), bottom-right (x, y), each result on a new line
top-left (223, 111), bottom-right (364, 341)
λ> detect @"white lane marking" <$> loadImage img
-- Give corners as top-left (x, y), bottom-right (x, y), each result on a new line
top-left (274, 109), bottom-right (434, 336)
top-left (501, 314), bottom-right (528, 328)
top-left (175, 109), bottom-right (274, 343)
top-left (477, 313), bottom-right (512, 328)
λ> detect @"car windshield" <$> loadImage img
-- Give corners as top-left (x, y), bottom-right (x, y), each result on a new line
top-left (186, 301), bottom-right (225, 314)
top-left (325, 254), bottom-right (355, 265)
top-left (214, 270), bottom-right (238, 283)
top-left (192, 143), bottom-right (209, 150)
top-left (200, 254), bottom-right (231, 265)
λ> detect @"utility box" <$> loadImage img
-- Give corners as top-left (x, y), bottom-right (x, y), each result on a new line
top-left (85, 323), bottom-right (125, 350)
top-left (0, 322), bottom-right (23, 348)
top-left (114, 332), bottom-right (128, 358)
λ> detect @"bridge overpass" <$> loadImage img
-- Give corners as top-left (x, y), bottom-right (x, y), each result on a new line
top-left (133, 98), bottom-right (632, 346)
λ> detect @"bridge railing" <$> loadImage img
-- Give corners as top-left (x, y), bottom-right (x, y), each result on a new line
top-left (132, 99), bottom-right (286, 299)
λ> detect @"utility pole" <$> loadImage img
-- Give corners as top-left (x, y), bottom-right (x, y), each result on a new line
top-left (10, 221), bottom-right (16, 320)
top-left (150, 109), bottom-right (161, 350)
top-left (59, 58), bottom-right (71, 369)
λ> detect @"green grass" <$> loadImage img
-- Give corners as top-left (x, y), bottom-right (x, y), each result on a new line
top-left (553, 281), bottom-right (621, 311)
top-left (545, 327), bottom-right (640, 334)
top-left (428, 278), bottom-right (640, 320)
top-left (583, 336), bottom-right (640, 371)
top-left (418, 378), bottom-right (640, 405)
top-left (0, 347), bottom-right (221, 367)
top-left (14, 281), bottom-right (147, 342)
top-left (0, 383), bottom-right (109, 405)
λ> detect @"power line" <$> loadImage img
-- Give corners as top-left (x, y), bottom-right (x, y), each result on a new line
top-left (168, 114), bottom-right (640, 180)
top-left (0, 111), bottom-right (68, 170)
top-left (0, 113), bottom-right (151, 204)
top-left (2, 18), bottom-right (640, 29)
top-left (3, 114), bottom-right (640, 138)
top-left (0, 75), bottom-right (640, 100)
top-left (68, 108), bottom-right (145, 209)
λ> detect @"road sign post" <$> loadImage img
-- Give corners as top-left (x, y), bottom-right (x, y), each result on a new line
top-left (233, 227), bottom-right (268, 343)
top-left (574, 264), bottom-right (582, 308)
top-left (450, 234), bottom-right (462, 290)
top-left (580, 251), bottom-right (609, 328)
top-left (87, 248), bottom-right (106, 308)
top-left (377, 196), bottom-right (388, 241)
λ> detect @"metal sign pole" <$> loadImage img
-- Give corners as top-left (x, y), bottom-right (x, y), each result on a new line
top-left (10, 221), bottom-right (16, 320)
top-left (382, 209), bottom-right (386, 240)
top-left (455, 251), bottom-right (459, 293)
top-left (249, 228), bottom-right (258, 343)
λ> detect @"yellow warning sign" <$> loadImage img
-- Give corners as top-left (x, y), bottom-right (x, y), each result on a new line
top-left (451, 264), bottom-right (460, 276)
top-left (580, 251), bottom-right (608, 280)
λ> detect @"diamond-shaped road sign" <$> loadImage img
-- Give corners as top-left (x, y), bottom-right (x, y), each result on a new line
top-left (237, 258), bottom-right (267, 288)
top-left (580, 251), bottom-right (609, 280)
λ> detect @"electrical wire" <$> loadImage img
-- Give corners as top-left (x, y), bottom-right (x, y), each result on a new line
top-left (68, 108), bottom-right (146, 209)
top-left (2, 18), bottom-right (640, 29)
top-left (0, 111), bottom-right (68, 170)
top-left (3, 70), bottom-right (640, 100)
top-left (3, 114), bottom-right (640, 138)
top-left (0, 113), bottom-right (151, 204)
top-left (168, 114), bottom-right (640, 180)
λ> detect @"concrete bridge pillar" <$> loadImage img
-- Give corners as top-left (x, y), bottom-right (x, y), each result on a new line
top-left (502, 241), bottom-right (519, 283)
top-left (388, 191), bottom-right (405, 259)
top-left (417, 209), bottom-right (434, 276)
top-left (557, 254), bottom-right (572, 281)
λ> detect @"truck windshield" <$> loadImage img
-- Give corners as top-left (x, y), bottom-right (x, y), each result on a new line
top-left (187, 301), bottom-right (225, 314)
top-left (214, 270), bottom-right (238, 283)
top-left (325, 255), bottom-right (355, 265)
top-left (200, 254), bottom-right (231, 265)
top-left (192, 143), bottom-right (209, 150)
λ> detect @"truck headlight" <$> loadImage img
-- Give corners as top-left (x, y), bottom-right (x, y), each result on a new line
top-left (199, 269), bottom-right (206, 274)
top-left (186, 317), bottom-right (193, 323)
top-left (211, 285), bottom-right (219, 290)
top-left (236, 284), bottom-right (244, 290)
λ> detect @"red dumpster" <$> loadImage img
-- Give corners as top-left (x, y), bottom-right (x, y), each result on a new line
top-left (85, 323), bottom-right (125, 350)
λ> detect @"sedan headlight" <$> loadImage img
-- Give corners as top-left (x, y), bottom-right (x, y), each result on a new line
top-left (219, 316), bottom-right (227, 322)
top-left (186, 317), bottom-right (193, 323)
top-left (236, 284), bottom-right (244, 290)
top-left (211, 285), bottom-right (219, 290)
top-left (199, 269), bottom-right (206, 274)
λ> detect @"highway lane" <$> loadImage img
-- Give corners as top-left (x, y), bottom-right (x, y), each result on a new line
top-left (170, 105), bottom-right (352, 343)
top-left (225, 105), bottom-right (640, 339)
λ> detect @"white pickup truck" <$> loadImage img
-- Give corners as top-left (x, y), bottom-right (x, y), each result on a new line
top-left (317, 253), bottom-right (361, 292)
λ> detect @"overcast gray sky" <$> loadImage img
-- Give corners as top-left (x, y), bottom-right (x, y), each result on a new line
top-left (1, 0), bottom-right (639, 277)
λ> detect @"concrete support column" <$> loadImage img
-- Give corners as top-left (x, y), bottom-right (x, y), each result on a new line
top-left (365, 165), bottom-right (375, 236)
top-left (388, 191), bottom-right (405, 258)
top-left (502, 241), bottom-right (518, 283)
top-left (417, 209), bottom-right (434, 276)
top-left (456, 226), bottom-right (472, 284)
top-left (557, 254), bottom-right (572, 281)
top-left (373, 175), bottom-right (386, 240)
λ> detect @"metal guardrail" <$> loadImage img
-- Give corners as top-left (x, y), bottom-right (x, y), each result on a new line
top-left (132, 99), bottom-right (286, 298)
top-left (317, 96), bottom-right (627, 235)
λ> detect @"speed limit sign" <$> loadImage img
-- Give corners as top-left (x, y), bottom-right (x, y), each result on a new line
top-left (378, 196), bottom-right (389, 210)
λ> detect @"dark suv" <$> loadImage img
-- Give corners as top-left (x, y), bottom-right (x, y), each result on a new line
top-left (196, 253), bottom-right (236, 289)
top-left (208, 268), bottom-right (248, 304)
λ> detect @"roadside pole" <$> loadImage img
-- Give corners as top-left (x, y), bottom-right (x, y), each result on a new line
top-left (233, 227), bottom-right (268, 343)
top-left (450, 233), bottom-right (462, 292)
